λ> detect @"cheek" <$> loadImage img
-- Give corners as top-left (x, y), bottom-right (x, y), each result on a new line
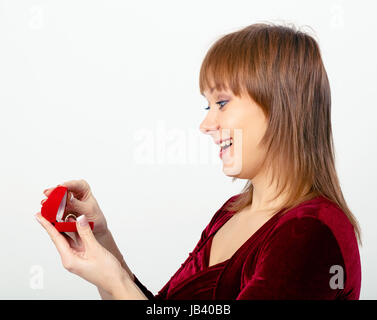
top-left (240, 119), bottom-right (268, 162)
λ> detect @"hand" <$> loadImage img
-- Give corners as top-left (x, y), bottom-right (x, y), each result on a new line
top-left (35, 211), bottom-right (129, 296)
top-left (42, 179), bottom-right (109, 238)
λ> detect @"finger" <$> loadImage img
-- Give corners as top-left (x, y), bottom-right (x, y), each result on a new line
top-left (64, 228), bottom-right (76, 242)
top-left (43, 187), bottom-right (55, 197)
top-left (65, 195), bottom-right (87, 215)
top-left (76, 215), bottom-right (96, 249)
top-left (43, 184), bottom-right (64, 197)
top-left (63, 232), bottom-right (85, 252)
top-left (60, 179), bottom-right (91, 200)
top-left (74, 232), bottom-right (83, 248)
top-left (65, 217), bottom-right (83, 247)
top-left (62, 232), bottom-right (78, 249)
top-left (35, 212), bottom-right (71, 257)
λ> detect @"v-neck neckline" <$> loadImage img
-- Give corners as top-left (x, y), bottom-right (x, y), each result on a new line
top-left (167, 195), bottom-right (327, 299)
top-left (203, 207), bottom-right (284, 270)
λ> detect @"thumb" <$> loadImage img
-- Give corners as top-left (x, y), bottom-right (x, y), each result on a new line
top-left (76, 215), bottom-right (96, 248)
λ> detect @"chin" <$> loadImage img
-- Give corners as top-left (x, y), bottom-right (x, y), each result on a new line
top-left (222, 156), bottom-right (243, 176)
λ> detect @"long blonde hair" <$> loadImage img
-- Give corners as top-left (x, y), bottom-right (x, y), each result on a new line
top-left (199, 22), bottom-right (362, 246)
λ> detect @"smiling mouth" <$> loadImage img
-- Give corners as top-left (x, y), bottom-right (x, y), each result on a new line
top-left (219, 138), bottom-right (233, 150)
top-left (219, 138), bottom-right (233, 159)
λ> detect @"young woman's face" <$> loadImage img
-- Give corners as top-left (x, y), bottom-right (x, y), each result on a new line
top-left (199, 87), bottom-right (269, 179)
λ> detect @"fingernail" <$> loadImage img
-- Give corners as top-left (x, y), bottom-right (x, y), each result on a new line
top-left (77, 215), bottom-right (88, 227)
top-left (34, 213), bottom-right (41, 222)
top-left (41, 199), bottom-right (47, 205)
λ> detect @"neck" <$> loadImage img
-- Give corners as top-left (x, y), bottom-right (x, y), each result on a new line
top-left (247, 167), bottom-right (289, 216)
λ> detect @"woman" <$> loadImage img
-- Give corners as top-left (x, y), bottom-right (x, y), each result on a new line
top-left (35, 22), bottom-right (362, 299)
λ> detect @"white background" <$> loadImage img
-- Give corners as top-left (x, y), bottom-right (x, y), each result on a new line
top-left (0, 0), bottom-right (376, 299)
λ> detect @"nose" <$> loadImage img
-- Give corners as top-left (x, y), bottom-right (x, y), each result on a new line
top-left (199, 115), bottom-right (220, 135)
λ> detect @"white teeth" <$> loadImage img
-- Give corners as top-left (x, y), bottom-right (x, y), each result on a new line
top-left (220, 138), bottom-right (232, 149)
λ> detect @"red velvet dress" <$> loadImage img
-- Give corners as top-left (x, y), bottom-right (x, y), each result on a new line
top-left (133, 194), bottom-right (361, 299)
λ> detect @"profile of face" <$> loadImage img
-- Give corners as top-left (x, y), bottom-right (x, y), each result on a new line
top-left (199, 87), bottom-right (269, 179)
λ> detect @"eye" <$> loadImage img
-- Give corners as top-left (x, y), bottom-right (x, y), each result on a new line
top-left (204, 100), bottom-right (229, 110)
top-left (217, 100), bottom-right (228, 109)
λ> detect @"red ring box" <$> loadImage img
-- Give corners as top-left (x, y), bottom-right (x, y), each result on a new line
top-left (41, 186), bottom-right (94, 232)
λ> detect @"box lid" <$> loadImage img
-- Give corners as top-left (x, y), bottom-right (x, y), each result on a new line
top-left (41, 186), bottom-right (68, 222)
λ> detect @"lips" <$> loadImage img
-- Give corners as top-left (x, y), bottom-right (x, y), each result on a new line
top-left (219, 140), bottom-right (233, 159)
top-left (215, 138), bottom-right (232, 145)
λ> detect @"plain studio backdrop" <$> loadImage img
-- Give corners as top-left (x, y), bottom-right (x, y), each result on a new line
top-left (0, 0), bottom-right (376, 299)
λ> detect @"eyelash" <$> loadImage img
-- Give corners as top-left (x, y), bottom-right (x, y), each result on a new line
top-left (204, 100), bottom-right (228, 110)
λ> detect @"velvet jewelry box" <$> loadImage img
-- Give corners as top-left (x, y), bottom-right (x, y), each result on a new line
top-left (41, 186), bottom-right (94, 232)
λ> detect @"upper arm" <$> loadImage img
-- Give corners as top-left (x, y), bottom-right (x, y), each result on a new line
top-left (236, 217), bottom-right (345, 300)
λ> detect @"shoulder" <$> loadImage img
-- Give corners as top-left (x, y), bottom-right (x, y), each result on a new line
top-left (258, 208), bottom-right (346, 288)
top-left (263, 214), bottom-right (342, 257)
top-left (259, 196), bottom-right (360, 291)
top-left (270, 195), bottom-right (357, 254)
top-left (240, 213), bottom-right (347, 299)
top-left (242, 195), bottom-right (361, 299)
